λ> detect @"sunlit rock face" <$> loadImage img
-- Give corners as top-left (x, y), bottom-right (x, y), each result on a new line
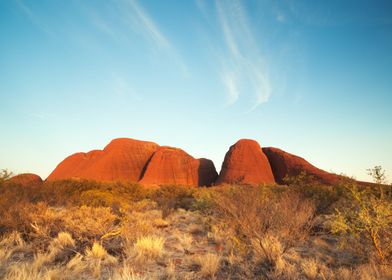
top-left (140, 147), bottom-right (218, 187)
top-left (47, 138), bottom-right (159, 182)
top-left (47, 138), bottom-right (217, 186)
top-left (216, 139), bottom-right (275, 185)
top-left (262, 147), bottom-right (339, 185)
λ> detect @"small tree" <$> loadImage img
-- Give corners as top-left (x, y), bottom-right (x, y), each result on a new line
top-left (331, 177), bottom-right (392, 263)
top-left (0, 169), bottom-right (13, 183)
top-left (367, 165), bottom-right (387, 199)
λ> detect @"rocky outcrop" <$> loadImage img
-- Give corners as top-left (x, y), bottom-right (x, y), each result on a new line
top-left (7, 173), bottom-right (43, 186)
top-left (216, 139), bottom-right (275, 185)
top-left (47, 138), bottom-right (159, 182)
top-left (140, 147), bottom-right (217, 186)
top-left (198, 158), bottom-right (219, 186)
top-left (47, 138), bottom-right (217, 186)
top-left (262, 147), bottom-right (339, 185)
top-left (47, 137), bottom-right (366, 187)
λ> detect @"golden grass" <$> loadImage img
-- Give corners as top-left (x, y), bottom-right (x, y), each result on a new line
top-left (176, 233), bottom-right (193, 252)
top-left (110, 265), bottom-right (149, 280)
top-left (164, 260), bottom-right (176, 280)
top-left (193, 253), bottom-right (221, 279)
top-left (133, 235), bottom-right (165, 262)
top-left (0, 179), bottom-right (391, 279)
top-left (301, 258), bottom-right (321, 280)
top-left (253, 235), bottom-right (284, 269)
top-left (85, 242), bottom-right (117, 277)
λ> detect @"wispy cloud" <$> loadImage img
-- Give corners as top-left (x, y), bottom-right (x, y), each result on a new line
top-left (214, 0), bottom-right (271, 110)
top-left (128, 0), bottom-right (170, 50)
top-left (222, 72), bottom-right (239, 105)
top-left (112, 74), bottom-right (140, 100)
top-left (276, 13), bottom-right (286, 23)
top-left (117, 0), bottom-right (189, 76)
top-left (14, 0), bottom-right (53, 36)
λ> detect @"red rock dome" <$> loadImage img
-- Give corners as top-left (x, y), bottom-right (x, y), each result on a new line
top-left (140, 147), bottom-right (218, 186)
top-left (47, 138), bottom-right (159, 182)
top-left (7, 173), bottom-right (43, 186)
top-left (216, 139), bottom-right (275, 185)
top-left (262, 147), bottom-right (339, 185)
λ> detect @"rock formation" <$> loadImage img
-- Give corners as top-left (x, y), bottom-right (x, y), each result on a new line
top-left (6, 173), bottom-right (43, 186)
top-left (262, 147), bottom-right (339, 185)
top-left (47, 138), bottom-right (217, 186)
top-left (46, 136), bottom-right (366, 187)
top-left (47, 138), bottom-right (159, 181)
top-left (140, 147), bottom-right (217, 186)
top-left (216, 139), bottom-right (275, 185)
top-left (198, 158), bottom-right (219, 186)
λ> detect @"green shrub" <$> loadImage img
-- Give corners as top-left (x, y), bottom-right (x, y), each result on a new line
top-left (331, 182), bottom-right (392, 263)
top-left (284, 172), bottom-right (342, 214)
top-left (190, 188), bottom-right (216, 214)
top-left (152, 185), bottom-right (195, 218)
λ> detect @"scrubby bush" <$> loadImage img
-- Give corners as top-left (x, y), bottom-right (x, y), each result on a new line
top-left (331, 183), bottom-right (392, 263)
top-left (0, 169), bottom-right (12, 183)
top-left (213, 185), bottom-right (315, 272)
top-left (284, 171), bottom-right (342, 214)
top-left (152, 185), bottom-right (195, 217)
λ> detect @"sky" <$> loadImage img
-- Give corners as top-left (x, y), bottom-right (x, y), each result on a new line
top-left (0, 0), bottom-right (391, 182)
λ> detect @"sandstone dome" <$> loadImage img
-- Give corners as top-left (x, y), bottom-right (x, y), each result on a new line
top-left (262, 147), bottom-right (339, 185)
top-left (216, 139), bottom-right (275, 185)
top-left (47, 138), bottom-right (159, 182)
top-left (7, 173), bottom-right (43, 186)
top-left (140, 147), bottom-right (217, 186)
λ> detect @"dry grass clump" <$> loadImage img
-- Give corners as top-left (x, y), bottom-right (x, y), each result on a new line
top-left (34, 232), bottom-right (76, 268)
top-left (121, 211), bottom-right (158, 245)
top-left (0, 231), bottom-right (29, 277)
top-left (110, 265), bottom-right (149, 280)
top-left (85, 242), bottom-right (117, 277)
top-left (176, 233), bottom-right (193, 252)
top-left (300, 258), bottom-right (333, 280)
top-left (192, 253), bottom-right (221, 279)
top-left (253, 235), bottom-right (285, 270)
top-left (132, 235), bottom-right (165, 262)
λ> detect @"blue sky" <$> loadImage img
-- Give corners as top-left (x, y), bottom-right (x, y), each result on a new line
top-left (1, 0), bottom-right (391, 182)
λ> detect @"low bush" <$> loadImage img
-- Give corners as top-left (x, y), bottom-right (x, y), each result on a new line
top-left (214, 186), bottom-right (315, 256)
top-left (284, 172), bottom-right (342, 214)
top-left (152, 185), bottom-right (195, 217)
top-left (331, 183), bottom-right (392, 263)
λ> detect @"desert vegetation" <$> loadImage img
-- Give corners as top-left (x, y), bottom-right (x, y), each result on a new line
top-left (0, 168), bottom-right (391, 279)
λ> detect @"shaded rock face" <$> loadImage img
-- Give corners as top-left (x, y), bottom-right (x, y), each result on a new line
top-left (216, 139), bottom-right (275, 185)
top-left (262, 147), bottom-right (339, 185)
top-left (198, 158), bottom-right (218, 186)
top-left (140, 147), bottom-right (217, 186)
top-left (7, 173), bottom-right (43, 186)
top-left (47, 138), bottom-right (159, 182)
